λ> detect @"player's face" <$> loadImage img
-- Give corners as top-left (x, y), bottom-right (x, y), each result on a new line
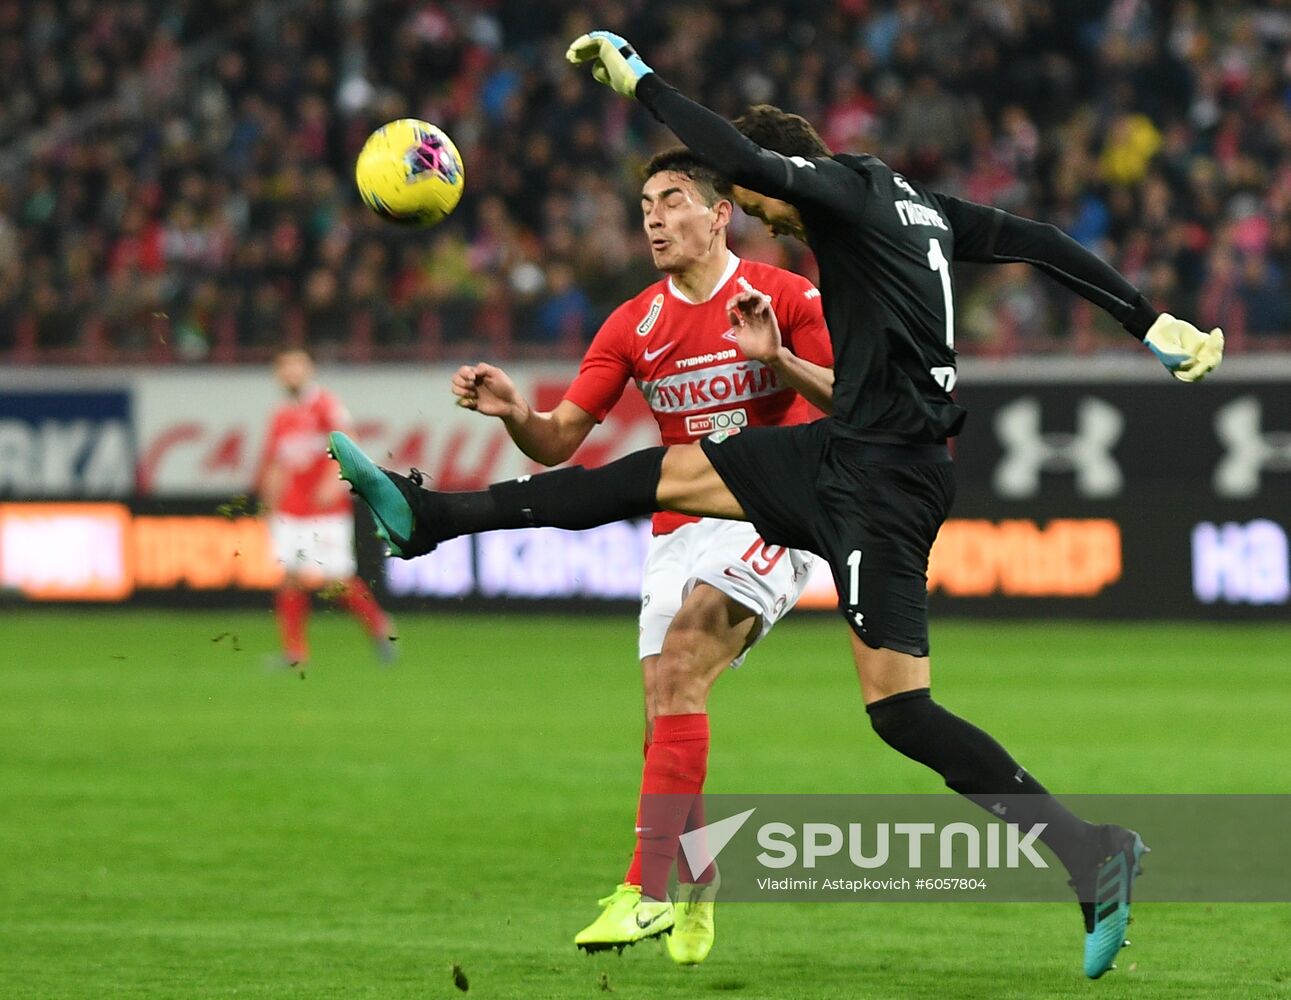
top-left (274, 351), bottom-right (314, 395)
top-left (731, 186), bottom-right (806, 241)
top-left (640, 172), bottom-right (728, 274)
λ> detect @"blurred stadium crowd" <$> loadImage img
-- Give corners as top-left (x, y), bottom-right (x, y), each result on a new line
top-left (1, 0), bottom-right (1289, 362)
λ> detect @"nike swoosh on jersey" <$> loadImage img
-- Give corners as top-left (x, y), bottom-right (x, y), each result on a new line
top-left (642, 341), bottom-right (676, 362)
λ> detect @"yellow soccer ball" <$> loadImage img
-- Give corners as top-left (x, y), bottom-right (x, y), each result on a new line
top-left (354, 119), bottom-right (465, 226)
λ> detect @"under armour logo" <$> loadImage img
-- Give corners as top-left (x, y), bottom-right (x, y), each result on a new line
top-left (993, 397), bottom-right (1124, 498)
top-left (1214, 396), bottom-right (1291, 498)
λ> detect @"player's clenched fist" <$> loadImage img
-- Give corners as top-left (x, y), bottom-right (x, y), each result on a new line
top-left (726, 289), bottom-right (782, 365)
top-left (451, 362), bottom-right (525, 419)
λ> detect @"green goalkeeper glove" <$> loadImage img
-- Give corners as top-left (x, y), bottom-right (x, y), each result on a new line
top-left (566, 30), bottom-right (653, 98)
top-left (1143, 313), bottom-right (1224, 382)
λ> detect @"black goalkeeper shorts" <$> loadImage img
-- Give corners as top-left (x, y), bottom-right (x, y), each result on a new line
top-left (700, 420), bottom-right (955, 657)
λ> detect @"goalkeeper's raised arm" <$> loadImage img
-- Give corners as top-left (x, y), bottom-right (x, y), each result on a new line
top-left (567, 29), bottom-right (1224, 382)
top-left (565, 31), bottom-right (850, 211)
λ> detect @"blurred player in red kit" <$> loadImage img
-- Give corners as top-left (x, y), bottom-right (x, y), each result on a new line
top-left (257, 348), bottom-right (394, 667)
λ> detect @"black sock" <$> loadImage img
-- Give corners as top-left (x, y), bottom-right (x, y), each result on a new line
top-left (866, 688), bottom-right (1097, 877)
top-left (420, 446), bottom-right (666, 538)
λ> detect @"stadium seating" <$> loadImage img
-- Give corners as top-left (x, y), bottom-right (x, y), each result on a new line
top-left (1, 0), bottom-right (1289, 362)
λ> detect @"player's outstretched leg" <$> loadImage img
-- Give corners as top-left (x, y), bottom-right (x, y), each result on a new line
top-left (328, 431), bottom-right (671, 557)
top-left (574, 884), bottom-right (673, 953)
top-left (1070, 825), bottom-right (1149, 979)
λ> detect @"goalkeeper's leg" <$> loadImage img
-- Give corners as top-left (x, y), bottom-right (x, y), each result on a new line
top-left (328, 433), bottom-right (742, 558)
top-left (857, 638), bottom-right (1146, 978)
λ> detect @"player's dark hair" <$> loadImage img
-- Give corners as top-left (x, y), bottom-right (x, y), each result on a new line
top-left (733, 104), bottom-right (832, 158)
top-left (642, 147), bottom-right (732, 206)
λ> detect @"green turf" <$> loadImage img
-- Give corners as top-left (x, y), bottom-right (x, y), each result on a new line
top-left (2, 610), bottom-right (1289, 999)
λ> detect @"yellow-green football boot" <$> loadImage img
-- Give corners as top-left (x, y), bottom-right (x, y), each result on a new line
top-left (666, 876), bottom-right (718, 965)
top-left (574, 884), bottom-right (673, 954)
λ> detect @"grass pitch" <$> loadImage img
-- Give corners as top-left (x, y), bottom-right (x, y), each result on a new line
top-left (2, 610), bottom-right (1289, 999)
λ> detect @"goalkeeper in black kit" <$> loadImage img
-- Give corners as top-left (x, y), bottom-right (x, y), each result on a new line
top-left (328, 30), bottom-right (1224, 979)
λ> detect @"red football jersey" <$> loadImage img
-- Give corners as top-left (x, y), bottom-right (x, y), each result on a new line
top-left (565, 254), bottom-right (832, 534)
top-left (259, 385), bottom-right (352, 517)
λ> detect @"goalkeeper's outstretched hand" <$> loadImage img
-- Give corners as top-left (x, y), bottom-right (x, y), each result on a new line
top-left (1143, 313), bottom-right (1225, 382)
top-left (566, 30), bottom-right (653, 98)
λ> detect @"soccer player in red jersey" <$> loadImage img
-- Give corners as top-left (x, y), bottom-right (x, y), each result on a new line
top-left (449, 148), bottom-right (833, 962)
top-left (258, 348), bottom-right (394, 668)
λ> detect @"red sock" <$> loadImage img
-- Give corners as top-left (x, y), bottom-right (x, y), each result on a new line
top-left (337, 577), bottom-right (388, 637)
top-left (275, 588), bottom-right (310, 663)
top-left (623, 729), bottom-right (652, 887)
top-left (637, 713), bottom-right (709, 901)
top-left (676, 795), bottom-right (715, 884)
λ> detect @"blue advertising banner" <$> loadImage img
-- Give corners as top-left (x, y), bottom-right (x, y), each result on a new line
top-left (0, 391), bottom-right (134, 498)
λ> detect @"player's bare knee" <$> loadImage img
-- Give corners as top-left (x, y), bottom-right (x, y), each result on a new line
top-left (654, 638), bottom-right (715, 713)
top-left (655, 634), bottom-right (708, 683)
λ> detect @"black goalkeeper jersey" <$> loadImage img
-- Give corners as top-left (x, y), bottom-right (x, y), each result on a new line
top-left (790, 152), bottom-right (965, 441)
top-left (636, 75), bottom-right (1161, 444)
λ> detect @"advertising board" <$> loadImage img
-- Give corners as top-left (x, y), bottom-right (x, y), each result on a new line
top-left (2, 359), bottom-right (1287, 618)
